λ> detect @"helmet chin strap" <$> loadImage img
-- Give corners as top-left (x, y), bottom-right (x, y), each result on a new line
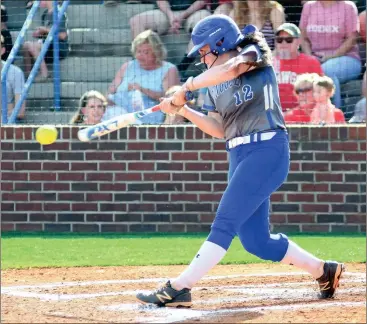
top-left (195, 50), bottom-right (219, 70)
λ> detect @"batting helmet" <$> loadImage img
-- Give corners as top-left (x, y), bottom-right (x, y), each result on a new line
top-left (187, 14), bottom-right (244, 58)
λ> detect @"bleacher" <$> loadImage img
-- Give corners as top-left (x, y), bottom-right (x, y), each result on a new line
top-left (3, 0), bottom-right (366, 124)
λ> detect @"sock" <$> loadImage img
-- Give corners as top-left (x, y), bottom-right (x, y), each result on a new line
top-left (177, 55), bottom-right (195, 73)
top-left (280, 240), bottom-right (324, 279)
top-left (171, 241), bottom-right (227, 290)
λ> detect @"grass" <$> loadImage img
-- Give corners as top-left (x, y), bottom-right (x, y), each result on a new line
top-left (1, 232), bottom-right (365, 269)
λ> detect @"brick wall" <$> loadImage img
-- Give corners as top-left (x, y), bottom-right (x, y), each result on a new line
top-left (0, 125), bottom-right (365, 233)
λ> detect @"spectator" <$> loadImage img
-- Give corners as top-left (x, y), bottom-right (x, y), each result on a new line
top-left (1, 5), bottom-right (13, 61)
top-left (231, 1), bottom-right (285, 50)
top-left (276, 0), bottom-right (303, 25)
top-left (284, 73), bottom-right (318, 124)
top-left (273, 23), bottom-right (323, 111)
top-left (300, 0), bottom-right (362, 109)
top-left (25, 1), bottom-right (34, 9)
top-left (349, 70), bottom-right (366, 123)
top-left (359, 10), bottom-right (366, 43)
top-left (71, 90), bottom-right (107, 125)
top-left (103, 29), bottom-right (180, 124)
top-left (1, 34), bottom-right (26, 122)
top-left (129, 0), bottom-right (211, 77)
top-left (23, 0), bottom-right (69, 82)
top-left (310, 75), bottom-right (346, 125)
top-left (210, 0), bottom-right (233, 15)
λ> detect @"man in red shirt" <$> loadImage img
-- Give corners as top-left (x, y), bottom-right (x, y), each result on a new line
top-left (273, 23), bottom-right (323, 111)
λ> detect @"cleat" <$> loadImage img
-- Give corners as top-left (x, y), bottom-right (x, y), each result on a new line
top-left (136, 281), bottom-right (192, 307)
top-left (316, 261), bottom-right (345, 299)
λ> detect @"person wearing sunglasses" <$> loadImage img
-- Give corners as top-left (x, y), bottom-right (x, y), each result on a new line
top-left (273, 23), bottom-right (323, 112)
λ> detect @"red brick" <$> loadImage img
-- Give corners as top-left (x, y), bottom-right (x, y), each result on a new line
top-left (23, 127), bottom-right (33, 140)
top-left (72, 203), bottom-right (98, 211)
top-left (44, 203), bottom-right (71, 211)
top-left (1, 203), bottom-right (14, 211)
top-left (1, 223), bottom-right (15, 231)
top-left (199, 193), bottom-right (223, 201)
top-left (85, 152), bottom-right (113, 160)
top-left (287, 193), bottom-right (315, 202)
top-left (348, 127), bottom-right (358, 139)
top-left (128, 162), bottom-right (154, 171)
top-left (331, 142), bottom-right (358, 151)
top-left (315, 173), bottom-right (343, 182)
top-left (171, 193), bottom-right (198, 201)
top-left (302, 204), bottom-right (329, 212)
top-left (200, 152), bottom-right (227, 161)
top-left (358, 126), bottom-right (366, 140)
top-left (290, 162), bottom-right (300, 171)
top-left (43, 142), bottom-right (69, 150)
top-left (301, 162), bottom-right (329, 172)
top-left (1, 172), bottom-right (28, 181)
top-left (214, 183), bottom-right (227, 191)
top-left (1, 183), bottom-right (13, 191)
top-left (143, 173), bottom-right (170, 181)
top-left (58, 173), bottom-right (85, 181)
top-left (172, 152), bottom-right (198, 161)
top-left (43, 162), bottom-right (70, 171)
top-left (360, 142), bottom-right (366, 151)
top-left (86, 193), bottom-right (112, 201)
top-left (113, 152), bottom-right (141, 160)
top-left (184, 142), bottom-right (211, 150)
top-left (271, 193), bottom-right (285, 202)
top-left (30, 173), bottom-right (57, 181)
top-left (100, 183), bottom-right (126, 191)
top-left (2, 193), bottom-right (28, 201)
top-left (167, 127), bottom-right (175, 139)
top-left (116, 173), bottom-right (142, 181)
top-left (99, 162), bottom-right (127, 171)
top-left (214, 163), bottom-right (228, 171)
top-left (288, 214), bottom-right (315, 223)
top-left (71, 163), bottom-right (98, 171)
top-left (128, 142), bottom-right (154, 150)
top-left (15, 162), bottom-right (41, 170)
top-left (156, 127), bottom-right (166, 139)
top-left (270, 214), bottom-right (286, 223)
top-left (315, 153), bottom-right (342, 161)
top-left (142, 152), bottom-right (169, 160)
top-left (4, 127), bottom-right (13, 139)
top-left (331, 163), bottom-right (359, 171)
top-left (344, 153), bottom-right (365, 161)
top-left (310, 127), bottom-right (328, 140)
top-left (200, 214), bottom-right (215, 223)
top-left (213, 142), bottom-right (225, 151)
top-left (302, 225), bottom-right (329, 233)
top-left (185, 162), bottom-right (212, 171)
top-left (16, 203), bottom-right (42, 211)
top-left (147, 127), bottom-right (157, 139)
top-left (185, 183), bottom-right (211, 191)
top-left (129, 127), bottom-right (137, 139)
top-left (2, 152), bottom-right (27, 160)
top-left (14, 127), bottom-right (23, 139)
top-left (87, 173), bottom-right (113, 181)
top-left (317, 194), bottom-right (344, 203)
top-left (172, 173), bottom-right (199, 181)
top-left (44, 183), bottom-right (70, 191)
top-left (195, 128), bottom-right (204, 139)
top-left (128, 203), bottom-right (155, 212)
top-left (345, 214), bottom-right (366, 224)
top-left (16, 223), bottom-right (43, 232)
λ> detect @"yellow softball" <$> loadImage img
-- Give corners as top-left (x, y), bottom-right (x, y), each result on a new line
top-left (35, 125), bottom-right (58, 145)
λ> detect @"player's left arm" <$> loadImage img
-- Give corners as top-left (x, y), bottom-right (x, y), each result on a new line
top-left (183, 46), bottom-right (262, 91)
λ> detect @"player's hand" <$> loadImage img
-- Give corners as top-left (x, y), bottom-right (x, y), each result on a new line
top-left (159, 97), bottom-right (182, 115)
top-left (128, 83), bottom-right (141, 91)
top-left (170, 87), bottom-right (188, 107)
top-left (108, 84), bottom-right (117, 94)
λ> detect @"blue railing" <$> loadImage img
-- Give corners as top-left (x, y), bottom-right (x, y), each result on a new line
top-left (1, 0), bottom-right (70, 124)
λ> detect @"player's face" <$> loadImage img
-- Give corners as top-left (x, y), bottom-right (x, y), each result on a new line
top-left (295, 82), bottom-right (314, 106)
top-left (82, 98), bottom-right (105, 124)
top-left (135, 43), bottom-right (157, 69)
top-left (198, 44), bottom-right (218, 68)
top-left (313, 84), bottom-right (332, 103)
top-left (275, 31), bottom-right (299, 59)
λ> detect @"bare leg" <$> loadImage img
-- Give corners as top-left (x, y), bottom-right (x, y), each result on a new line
top-left (24, 41), bottom-right (48, 77)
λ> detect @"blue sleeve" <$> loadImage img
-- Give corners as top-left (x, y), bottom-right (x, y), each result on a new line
top-left (239, 44), bottom-right (262, 63)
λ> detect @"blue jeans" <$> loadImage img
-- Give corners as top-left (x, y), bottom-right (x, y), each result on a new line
top-left (322, 56), bottom-right (362, 108)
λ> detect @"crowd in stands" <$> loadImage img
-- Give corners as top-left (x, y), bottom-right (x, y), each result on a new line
top-left (1, 1), bottom-right (366, 125)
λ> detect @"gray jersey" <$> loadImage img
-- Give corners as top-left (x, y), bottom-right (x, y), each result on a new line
top-left (203, 58), bottom-right (286, 140)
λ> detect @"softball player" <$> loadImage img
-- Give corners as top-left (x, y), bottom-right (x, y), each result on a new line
top-left (136, 15), bottom-right (344, 307)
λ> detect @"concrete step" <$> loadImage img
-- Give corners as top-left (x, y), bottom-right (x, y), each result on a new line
top-left (21, 111), bottom-right (76, 125)
top-left (26, 99), bottom-right (79, 111)
top-left (341, 79), bottom-right (363, 97)
top-left (27, 82), bottom-right (110, 99)
top-left (66, 3), bottom-right (155, 29)
top-left (342, 96), bottom-right (361, 118)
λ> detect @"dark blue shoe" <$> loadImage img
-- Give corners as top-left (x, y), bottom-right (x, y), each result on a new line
top-left (317, 261), bottom-right (345, 298)
top-left (136, 280), bottom-right (192, 307)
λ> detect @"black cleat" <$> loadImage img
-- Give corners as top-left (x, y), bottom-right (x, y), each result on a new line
top-left (136, 280), bottom-right (192, 307)
top-left (316, 261), bottom-right (345, 299)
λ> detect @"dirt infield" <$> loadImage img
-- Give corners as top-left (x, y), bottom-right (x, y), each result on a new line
top-left (1, 263), bottom-right (365, 323)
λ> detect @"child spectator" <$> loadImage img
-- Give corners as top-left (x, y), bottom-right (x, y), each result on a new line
top-left (1, 34), bottom-right (26, 122)
top-left (273, 23), bottom-right (323, 111)
top-left (300, 0), bottom-right (362, 109)
top-left (103, 30), bottom-right (180, 124)
top-left (284, 73), bottom-right (318, 124)
top-left (23, 0), bottom-right (69, 82)
top-left (231, 1), bottom-right (285, 50)
top-left (1, 5), bottom-right (13, 61)
top-left (310, 75), bottom-right (346, 125)
top-left (71, 90), bottom-right (107, 125)
top-left (349, 70), bottom-right (366, 123)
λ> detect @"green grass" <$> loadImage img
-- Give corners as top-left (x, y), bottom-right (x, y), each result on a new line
top-left (1, 232), bottom-right (365, 269)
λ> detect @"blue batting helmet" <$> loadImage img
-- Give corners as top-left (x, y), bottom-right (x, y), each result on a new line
top-left (187, 14), bottom-right (244, 58)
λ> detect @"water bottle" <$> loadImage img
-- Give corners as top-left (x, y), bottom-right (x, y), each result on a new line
top-left (131, 90), bottom-right (145, 112)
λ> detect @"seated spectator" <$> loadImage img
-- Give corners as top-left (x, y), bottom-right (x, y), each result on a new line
top-left (300, 0), bottom-right (362, 109)
top-left (231, 1), bottom-right (285, 50)
top-left (1, 34), bottom-right (26, 122)
top-left (273, 23), bottom-right (323, 111)
top-left (349, 70), bottom-right (366, 123)
top-left (284, 73), bottom-right (318, 124)
top-left (103, 30), bottom-right (180, 124)
top-left (23, 0), bottom-right (69, 82)
top-left (26, 1), bottom-right (34, 9)
top-left (71, 90), bottom-right (107, 125)
top-left (129, 0), bottom-right (211, 78)
top-left (1, 5), bottom-right (13, 61)
top-left (310, 75), bottom-right (346, 125)
top-left (276, 0), bottom-right (303, 25)
top-left (359, 10), bottom-right (366, 43)
top-left (210, 0), bottom-right (233, 16)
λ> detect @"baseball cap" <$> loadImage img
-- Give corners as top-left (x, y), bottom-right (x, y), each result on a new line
top-left (276, 23), bottom-right (301, 38)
